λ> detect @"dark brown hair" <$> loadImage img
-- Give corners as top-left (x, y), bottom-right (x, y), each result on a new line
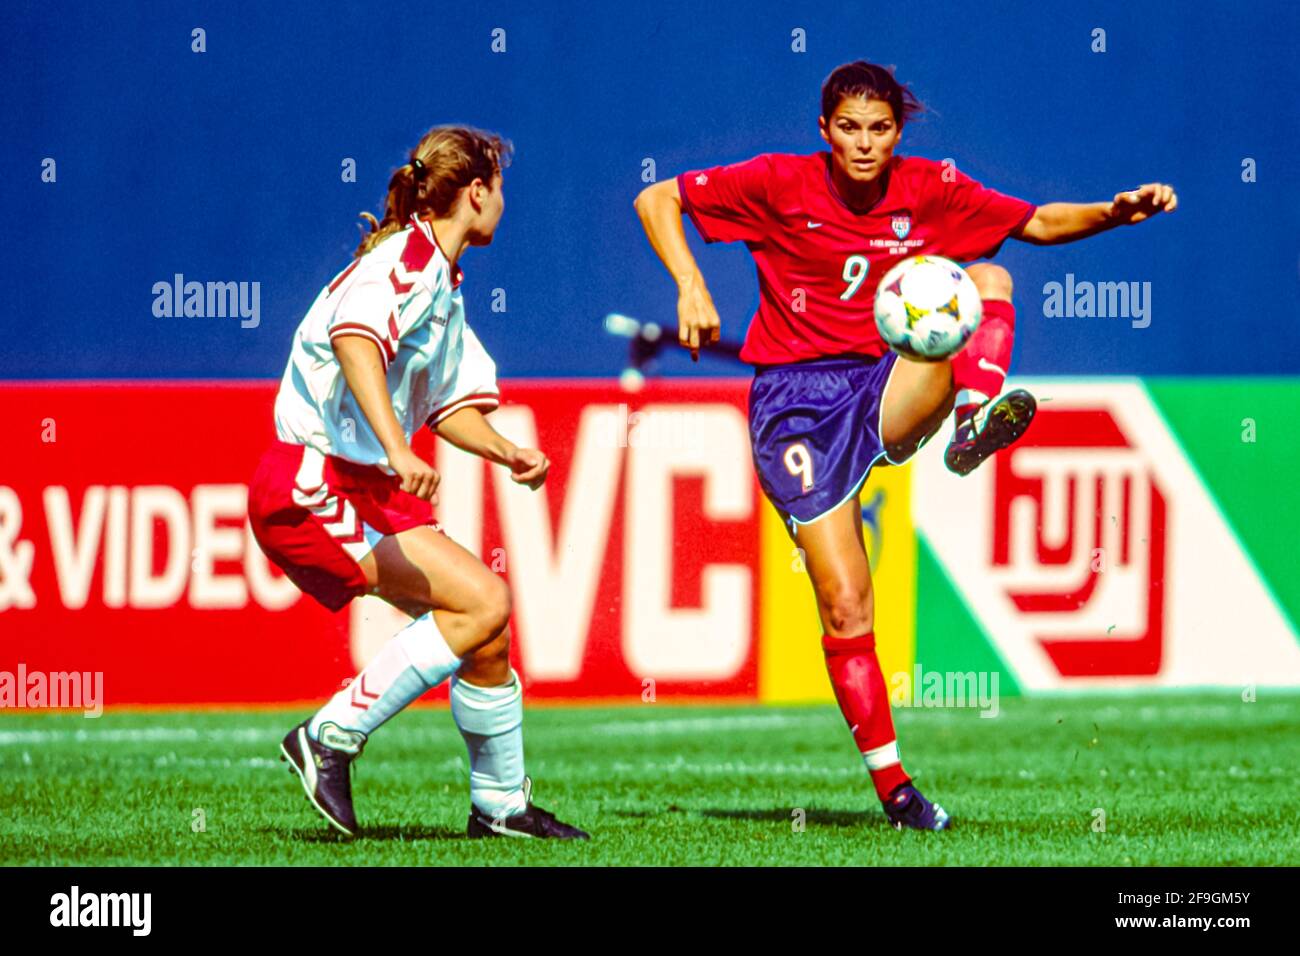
top-left (821, 61), bottom-right (924, 126)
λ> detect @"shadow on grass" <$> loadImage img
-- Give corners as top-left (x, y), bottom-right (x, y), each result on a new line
top-left (701, 807), bottom-right (997, 834)
top-left (698, 807), bottom-right (888, 828)
top-left (283, 824), bottom-right (465, 843)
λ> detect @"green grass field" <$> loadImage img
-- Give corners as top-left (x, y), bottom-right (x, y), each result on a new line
top-left (3, 692), bottom-right (1297, 866)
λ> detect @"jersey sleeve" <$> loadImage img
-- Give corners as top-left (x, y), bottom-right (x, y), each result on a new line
top-left (327, 263), bottom-right (444, 372)
top-left (934, 168), bottom-right (1036, 262)
top-left (426, 324), bottom-right (501, 428)
top-left (676, 154), bottom-right (776, 244)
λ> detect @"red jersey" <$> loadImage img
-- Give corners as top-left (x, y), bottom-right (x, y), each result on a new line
top-left (677, 152), bottom-right (1035, 365)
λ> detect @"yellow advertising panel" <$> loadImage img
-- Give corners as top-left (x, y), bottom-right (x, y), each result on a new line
top-left (759, 462), bottom-right (917, 702)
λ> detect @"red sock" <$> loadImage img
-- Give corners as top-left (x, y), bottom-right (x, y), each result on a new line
top-left (951, 298), bottom-right (1016, 420)
top-left (822, 633), bottom-right (910, 801)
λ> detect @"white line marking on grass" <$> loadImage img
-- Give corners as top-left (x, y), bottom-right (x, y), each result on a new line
top-left (142, 755), bottom-right (284, 769)
top-left (0, 727), bottom-right (276, 746)
top-left (1084, 703), bottom-right (1257, 724)
top-left (596, 757), bottom-right (857, 778)
top-left (169, 757), bottom-right (283, 769)
top-left (586, 713), bottom-right (835, 737)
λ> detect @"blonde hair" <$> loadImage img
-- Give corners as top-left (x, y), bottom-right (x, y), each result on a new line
top-left (355, 125), bottom-right (513, 258)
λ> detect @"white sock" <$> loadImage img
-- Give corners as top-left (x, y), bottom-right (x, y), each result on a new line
top-left (450, 670), bottom-right (527, 818)
top-left (309, 611), bottom-right (460, 748)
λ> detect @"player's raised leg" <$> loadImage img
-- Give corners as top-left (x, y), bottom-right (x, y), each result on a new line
top-left (879, 351), bottom-right (955, 463)
top-left (794, 496), bottom-right (951, 831)
top-left (944, 263), bottom-right (1037, 475)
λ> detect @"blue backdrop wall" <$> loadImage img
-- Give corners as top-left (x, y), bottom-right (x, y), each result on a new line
top-left (3, 0), bottom-right (1297, 380)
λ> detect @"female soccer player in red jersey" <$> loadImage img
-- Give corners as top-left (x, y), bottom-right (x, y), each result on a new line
top-left (248, 126), bottom-right (587, 840)
top-left (635, 61), bottom-right (1176, 829)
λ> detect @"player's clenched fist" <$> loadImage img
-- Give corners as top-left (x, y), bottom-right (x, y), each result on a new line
top-left (677, 273), bottom-right (722, 362)
top-left (1108, 182), bottom-right (1178, 225)
top-left (507, 447), bottom-right (550, 490)
top-left (389, 446), bottom-right (441, 503)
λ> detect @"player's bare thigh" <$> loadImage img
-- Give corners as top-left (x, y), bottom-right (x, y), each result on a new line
top-left (793, 494), bottom-right (875, 637)
top-left (879, 262), bottom-right (1013, 459)
top-left (880, 358), bottom-right (955, 461)
top-left (354, 525), bottom-right (512, 683)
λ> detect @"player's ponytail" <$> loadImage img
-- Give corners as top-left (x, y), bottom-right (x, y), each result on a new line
top-left (355, 125), bottom-right (514, 259)
top-left (821, 61), bottom-right (924, 126)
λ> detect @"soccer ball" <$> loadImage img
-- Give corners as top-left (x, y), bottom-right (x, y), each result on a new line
top-left (873, 255), bottom-right (982, 361)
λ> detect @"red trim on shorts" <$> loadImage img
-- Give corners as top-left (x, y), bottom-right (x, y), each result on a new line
top-left (247, 441), bottom-right (438, 611)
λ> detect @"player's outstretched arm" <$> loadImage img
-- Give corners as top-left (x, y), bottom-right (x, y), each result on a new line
top-left (334, 334), bottom-right (440, 502)
top-left (434, 406), bottom-right (549, 490)
top-left (634, 178), bottom-right (722, 361)
top-left (1015, 182), bottom-right (1177, 245)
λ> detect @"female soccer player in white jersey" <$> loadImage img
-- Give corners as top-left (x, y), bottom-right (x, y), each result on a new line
top-left (248, 126), bottom-right (587, 840)
top-left (635, 61), bottom-right (1175, 830)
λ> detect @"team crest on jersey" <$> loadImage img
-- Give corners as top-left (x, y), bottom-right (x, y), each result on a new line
top-left (891, 216), bottom-right (912, 240)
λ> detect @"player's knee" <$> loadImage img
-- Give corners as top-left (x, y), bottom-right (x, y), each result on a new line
top-left (965, 263), bottom-right (1013, 301)
top-left (467, 575), bottom-right (512, 642)
top-left (466, 628), bottom-right (511, 669)
top-left (819, 579), bottom-right (874, 636)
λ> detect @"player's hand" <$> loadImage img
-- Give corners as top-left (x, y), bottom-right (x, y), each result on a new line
top-left (507, 446), bottom-right (550, 490)
top-left (1108, 183), bottom-right (1177, 225)
top-left (390, 446), bottom-right (441, 503)
top-left (677, 273), bottom-right (721, 362)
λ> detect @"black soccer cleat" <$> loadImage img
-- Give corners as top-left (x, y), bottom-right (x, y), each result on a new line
top-left (466, 778), bottom-right (590, 840)
top-left (944, 388), bottom-right (1037, 476)
top-left (279, 720), bottom-right (365, 838)
top-left (883, 783), bottom-right (952, 831)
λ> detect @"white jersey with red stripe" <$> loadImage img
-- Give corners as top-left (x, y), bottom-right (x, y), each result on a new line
top-left (273, 214), bottom-right (500, 472)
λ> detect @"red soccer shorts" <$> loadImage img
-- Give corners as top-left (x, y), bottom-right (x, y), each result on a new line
top-left (247, 440), bottom-right (438, 611)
